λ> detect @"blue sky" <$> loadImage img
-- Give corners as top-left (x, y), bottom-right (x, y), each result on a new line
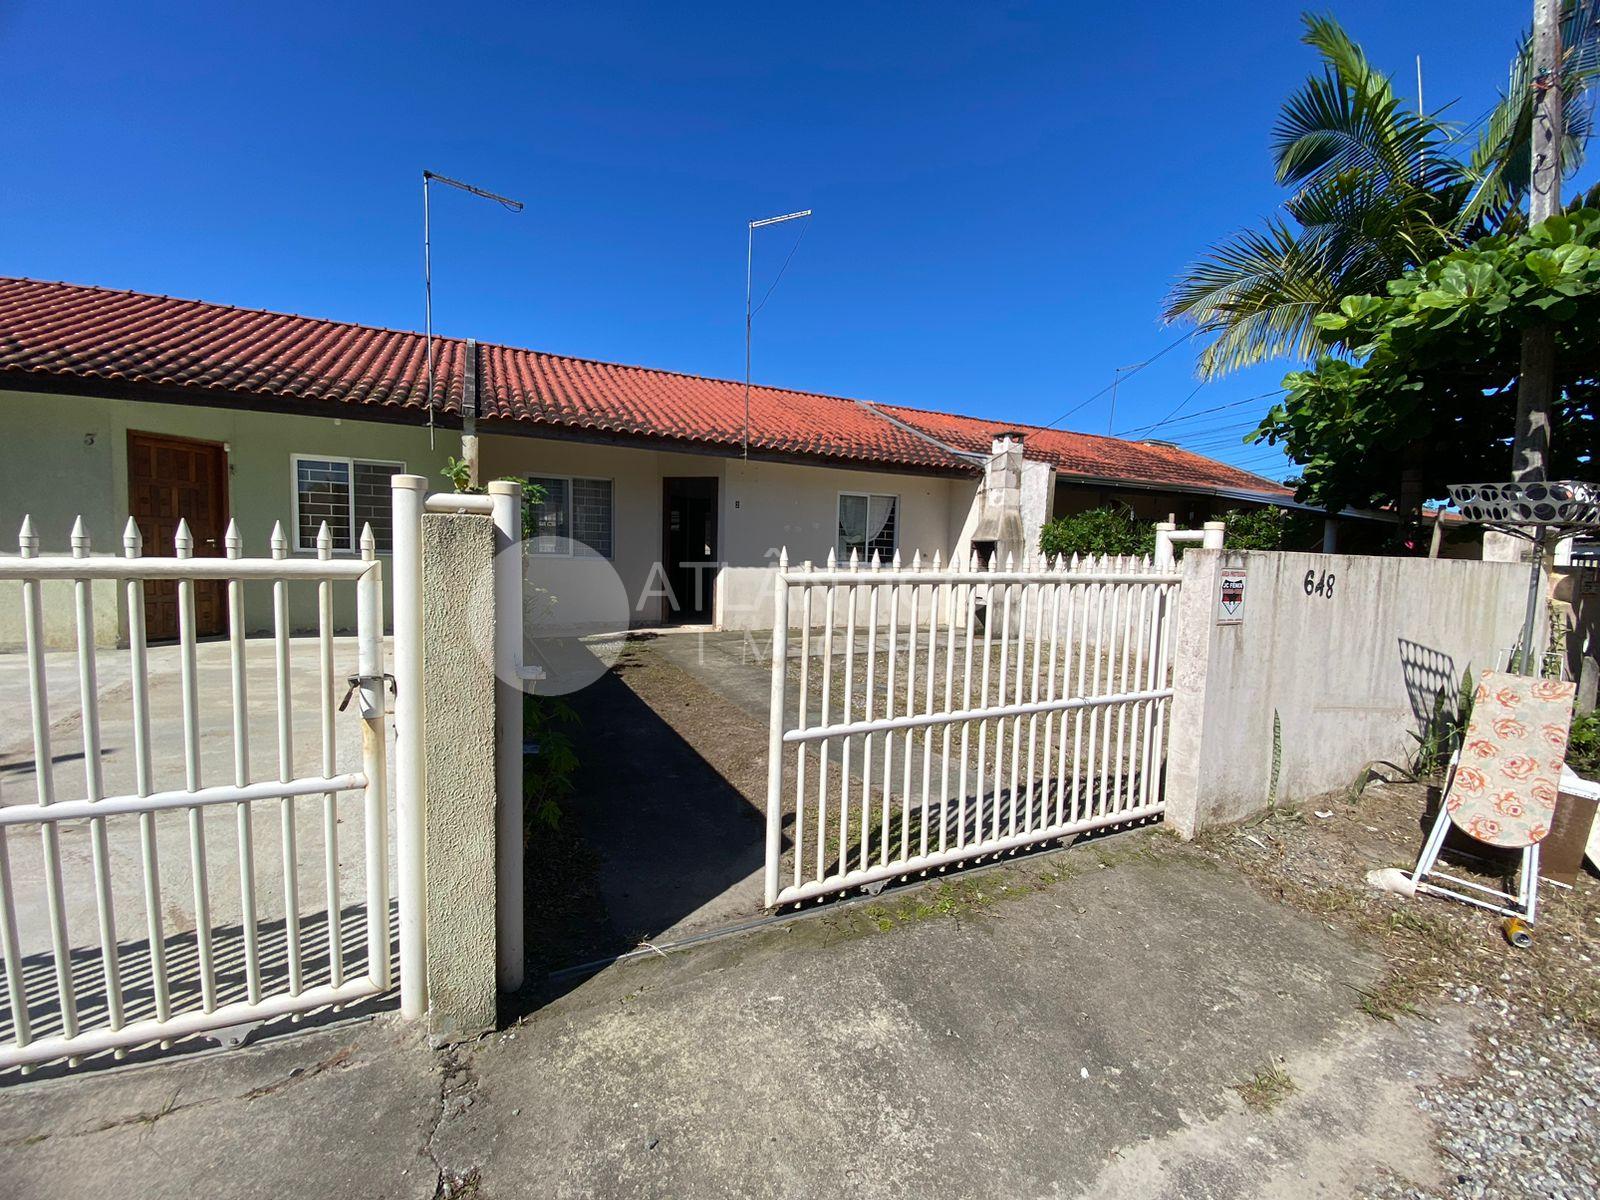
top-left (1, 2), bottom-right (1577, 481)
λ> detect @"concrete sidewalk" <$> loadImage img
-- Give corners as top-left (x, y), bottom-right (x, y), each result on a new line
top-left (0, 838), bottom-right (1467, 1200)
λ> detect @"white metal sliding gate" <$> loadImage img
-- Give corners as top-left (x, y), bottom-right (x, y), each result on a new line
top-left (764, 551), bottom-right (1180, 906)
top-left (0, 516), bottom-right (393, 1071)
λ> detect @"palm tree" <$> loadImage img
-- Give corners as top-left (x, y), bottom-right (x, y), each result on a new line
top-left (1165, 8), bottom-right (1599, 379)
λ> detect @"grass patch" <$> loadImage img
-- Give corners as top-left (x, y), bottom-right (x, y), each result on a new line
top-left (1233, 1060), bottom-right (1297, 1112)
top-left (864, 878), bottom-right (996, 929)
top-left (859, 858), bottom-right (1090, 933)
top-left (1352, 977), bottom-right (1428, 1022)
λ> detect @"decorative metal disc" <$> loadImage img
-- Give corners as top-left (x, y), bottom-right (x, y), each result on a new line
top-left (1446, 481), bottom-right (1600, 532)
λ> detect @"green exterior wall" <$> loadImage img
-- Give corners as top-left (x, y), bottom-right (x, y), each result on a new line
top-left (0, 389), bottom-right (453, 647)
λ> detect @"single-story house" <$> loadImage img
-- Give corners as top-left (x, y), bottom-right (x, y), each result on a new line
top-left (0, 276), bottom-right (1296, 645)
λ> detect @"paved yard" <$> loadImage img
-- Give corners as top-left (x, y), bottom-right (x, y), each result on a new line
top-left (528, 627), bottom-right (1121, 979)
top-left (0, 834), bottom-right (1471, 1200)
top-left (521, 631), bottom-right (771, 981)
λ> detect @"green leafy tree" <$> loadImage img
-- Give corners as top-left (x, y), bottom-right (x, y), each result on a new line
top-left (1165, 9), bottom-right (1599, 379)
top-left (1251, 208), bottom-right (1600, 511)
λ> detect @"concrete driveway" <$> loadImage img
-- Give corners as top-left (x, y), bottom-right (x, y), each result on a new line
top-left (0, 634), bottom-right (1487, 1199)
top-left (0, 837), bottom-right (1470, 1200)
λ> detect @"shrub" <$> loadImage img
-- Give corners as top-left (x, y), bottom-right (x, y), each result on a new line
top-left (524, 694), bottom-right (579, 834)
top-left (1217, 506), bottom-right (1290, 550)
top-left (1039, 506), bottom-right (1155, 560)
top-left (1568, 710), bottom-right (1600, 778)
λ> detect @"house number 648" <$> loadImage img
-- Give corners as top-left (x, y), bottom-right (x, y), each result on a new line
top-left (1303, 568), bottom-right (1336, 598)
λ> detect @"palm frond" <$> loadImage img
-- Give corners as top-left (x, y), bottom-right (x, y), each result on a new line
top-left (1274, 14), bottom-right (1461, 198)
top-left (1166, 219), bottom-right (1348, 378)
top-left (1172, 4), bottom-right (1600, 380)
top-left (1460, 3), bottom-right (1600, 229)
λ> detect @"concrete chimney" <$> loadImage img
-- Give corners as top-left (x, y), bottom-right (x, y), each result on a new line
top-left (970, 432), bottom-right (1028, 567)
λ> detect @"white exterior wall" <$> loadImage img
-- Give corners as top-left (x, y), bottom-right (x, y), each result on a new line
top-left (478, 433), bottom-right (724, 627)
top-left (479, 432), bottom-right (970, 630)
top-left (1020, 459), bottom-right (1056, 559)
top-left (716, 458), bottom-right (965, 630)
top-left (0, 388), bottom-right (451, 648)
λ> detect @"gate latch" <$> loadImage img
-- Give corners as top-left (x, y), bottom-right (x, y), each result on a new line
top-left (341, 673), bottom-right (397, 717)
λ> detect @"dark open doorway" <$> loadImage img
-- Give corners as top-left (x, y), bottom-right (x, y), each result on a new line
top-left (662, 476), bottom-right (719, 623)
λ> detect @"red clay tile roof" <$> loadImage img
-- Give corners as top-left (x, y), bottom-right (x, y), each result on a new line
top-left (877, 403), bottom-right (1292, 497)
top-left (0, 276), bottom-right (463, 414)
top-left (477, 342), bottom-right (959, 471)
top-left (0, 276), bottom-right (1289, 496)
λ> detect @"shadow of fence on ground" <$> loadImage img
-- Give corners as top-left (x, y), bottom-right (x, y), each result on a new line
top-left (0, 902), bottom-right (398, 1080)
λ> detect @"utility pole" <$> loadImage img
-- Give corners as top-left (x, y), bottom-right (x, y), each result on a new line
top-left (1510, 0), bottom-right (1564, 483)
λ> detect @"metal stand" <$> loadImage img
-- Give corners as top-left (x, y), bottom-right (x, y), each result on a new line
top-left (1449, 481), bottom-right (1600, 675)
top-left (1407, 753), bottom-right (1542, 932)
top-left (1410, 804), bottom-right (1542, 922)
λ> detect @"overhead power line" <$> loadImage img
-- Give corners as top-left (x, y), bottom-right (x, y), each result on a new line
top-left (1043, 329), bottom-right (1195, 430)
top-left (1115, 389), bottom-right (1285, 438)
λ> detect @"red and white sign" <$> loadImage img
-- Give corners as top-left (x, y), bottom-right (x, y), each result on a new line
top-left (1217, 570), bottom-right (1246, 625)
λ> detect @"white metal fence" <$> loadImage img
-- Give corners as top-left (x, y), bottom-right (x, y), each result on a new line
top-left (763, 550), bottom-right (1181, 906)
top-left (0, 516), bottom-right (393, 1071)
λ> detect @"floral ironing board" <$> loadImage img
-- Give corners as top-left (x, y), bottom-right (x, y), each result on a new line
top-left (1447, 670), bottom-right (1576, 849)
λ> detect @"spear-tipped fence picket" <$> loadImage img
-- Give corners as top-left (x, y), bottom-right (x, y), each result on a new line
top-left (764, 547), bottom-right (1181, 906)
top-left (0, 516), bottom-right (392, 1072)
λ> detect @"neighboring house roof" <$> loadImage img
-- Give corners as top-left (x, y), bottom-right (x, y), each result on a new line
top-left (878, 403), bottom-right (1293, 498)
top-left (0, 276), bottom-right (1289, 498)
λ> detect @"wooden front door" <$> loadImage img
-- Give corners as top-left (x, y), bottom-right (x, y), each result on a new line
top-left (128, 431), bottom-right (229, 641)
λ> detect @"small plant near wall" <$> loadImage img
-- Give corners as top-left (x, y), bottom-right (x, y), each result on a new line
top-left (1039, 506), bottom-right (1155, 560)
top-left (439, 459), bottom-right (548, 528)
top-left (1567, 711), bottom-right (1600, 779)
top-left (524, 692), bottom-right (579, 834)
top-left (1409, 668), bottom-right (1476, 781)
top-left (440, 455), bottom-right (475, 493)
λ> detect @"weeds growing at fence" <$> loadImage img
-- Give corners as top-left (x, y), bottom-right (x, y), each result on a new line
top-left (1408, 667), bottom-right (1475, 780)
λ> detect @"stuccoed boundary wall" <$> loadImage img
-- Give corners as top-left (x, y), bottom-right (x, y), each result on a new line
top-left (1166, 549), bottom-right (1531, 837)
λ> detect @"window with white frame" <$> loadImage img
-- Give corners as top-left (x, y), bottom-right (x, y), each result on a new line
top-left (292, 455), bottom-right (405, 553)
top-left (527, 475), bottom-right (614, 558)
top-left (837, 492), bottom-right (898, 562)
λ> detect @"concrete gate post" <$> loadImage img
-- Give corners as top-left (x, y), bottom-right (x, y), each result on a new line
top-left (1164, 548), bottom-right (1224, 839)
top-left (420, 509), bottom-right (499, 1041)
